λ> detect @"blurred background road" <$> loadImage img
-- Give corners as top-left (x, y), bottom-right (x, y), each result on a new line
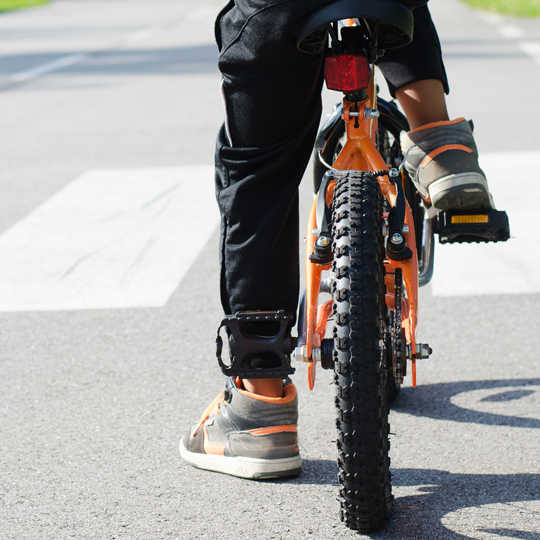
top-left (0, 0), bottom-right (539, 538)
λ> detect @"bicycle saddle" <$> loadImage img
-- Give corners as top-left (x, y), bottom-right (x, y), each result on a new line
top-left (297, 0), bottom-right (415, 54)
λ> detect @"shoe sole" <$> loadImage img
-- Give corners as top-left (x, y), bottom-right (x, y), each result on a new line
top-left (179, 438), bottom-right (302, 480)
top-left (428, 172), bottom-right (495, 211)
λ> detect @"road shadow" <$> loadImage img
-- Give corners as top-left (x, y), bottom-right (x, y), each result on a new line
top-left (272, 461), bottom-right (539, 539)
top-left (394, 378), bottom-right (540, 429)
top-left (267, 379), bottom-right (540, 537)
top-left (385, 468), bottom-right (540, 539)
top-left (478, 530), bottom-right (538, 540)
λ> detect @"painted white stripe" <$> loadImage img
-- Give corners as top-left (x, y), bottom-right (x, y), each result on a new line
top-left (124, 26), bottom-right (160, 44)
top-left (187, 5), bottom-right (215, 21)
top-left (0, 166), bottom-right (218, 311)
top-left (476, 11), bottom-right (505, 25)
top-left (499, 24), bottom-right (524, 39)
top-left (518, 41), bottom-right (540, 67)
top-left (10, 53), bottom-right (90, 83)
top-left (475, 8), bottom-right (540, 69)
top-left (430, 152), bottom-right (540, 297)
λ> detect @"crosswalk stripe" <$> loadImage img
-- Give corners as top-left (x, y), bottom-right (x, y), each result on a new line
top-left (430, 151), bottom-right (539, 297)
top-left (0, 153), bottom-right (532, 311)
top-left (0, 166), bottom-right (218, 311)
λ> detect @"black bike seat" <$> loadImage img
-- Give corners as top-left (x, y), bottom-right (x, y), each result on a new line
top-left (296, 0), bottom-right (415, 53)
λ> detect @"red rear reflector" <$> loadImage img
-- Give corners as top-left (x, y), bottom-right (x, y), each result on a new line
top-left (324, 53), bottom-right (370, 93)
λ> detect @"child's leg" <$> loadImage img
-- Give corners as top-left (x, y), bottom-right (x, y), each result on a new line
top-left (379, 5), bottom-right (494, 211)
top-left (182, 0), bottom-right (332, 479)
top-left (395, 79), bottom-right (449, 129)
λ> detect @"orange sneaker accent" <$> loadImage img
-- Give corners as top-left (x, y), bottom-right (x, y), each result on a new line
top-left (420, 144), bottom-right (473, 167)
top-left (202, 425), bottom-right (226, 456)
top-left (192, 393), bottom-right (224, 436)
top-left (237, 382), bottom-right (297, 404)
top-left (247, 425), bottom-right (298, 436)
top-left (408, 117), bottom-right (466, 135)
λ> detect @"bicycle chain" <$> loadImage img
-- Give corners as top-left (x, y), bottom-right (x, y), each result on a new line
top-left (392, 267), bottom-right (405, 384)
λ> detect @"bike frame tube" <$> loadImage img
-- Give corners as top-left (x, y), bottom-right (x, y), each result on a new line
top-left (304, 66), bottom-right (419, 386)
top-left (305, 200), bottom-right (331, 358)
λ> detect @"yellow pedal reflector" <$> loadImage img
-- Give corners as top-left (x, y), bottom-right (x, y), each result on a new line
top-left (451, 214), bottom-right (489, 224)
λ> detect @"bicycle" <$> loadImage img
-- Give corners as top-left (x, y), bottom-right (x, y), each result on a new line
top-left (215, 0), bottom-right (509, 532)
top-left (292, 0), bottom-right (510, 532)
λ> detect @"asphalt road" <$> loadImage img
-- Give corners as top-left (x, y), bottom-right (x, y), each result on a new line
top-left (0, 1), bottom-right (539, 539)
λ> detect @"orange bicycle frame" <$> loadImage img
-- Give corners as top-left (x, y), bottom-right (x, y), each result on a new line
top-left (303, 66), bottom-right (419, 389)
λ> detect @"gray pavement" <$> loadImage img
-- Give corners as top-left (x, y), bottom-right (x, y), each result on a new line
top-left (0, 0), bottom-right (539, 539)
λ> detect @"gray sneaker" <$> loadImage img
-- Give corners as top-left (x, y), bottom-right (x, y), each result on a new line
top-left (400, 118), bottom-right (495, 211)
top-left (180, 377), bottom-right (301, 479)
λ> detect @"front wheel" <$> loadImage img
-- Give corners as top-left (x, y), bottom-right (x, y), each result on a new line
top-left (332, 171), bottom-right (393, 532)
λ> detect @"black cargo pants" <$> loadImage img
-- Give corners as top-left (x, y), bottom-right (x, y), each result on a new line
top-left (215, 0), bottom-right (447, 322)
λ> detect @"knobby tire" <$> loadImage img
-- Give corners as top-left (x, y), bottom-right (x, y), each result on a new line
top-left (331, 171), bottom-right (393, 532)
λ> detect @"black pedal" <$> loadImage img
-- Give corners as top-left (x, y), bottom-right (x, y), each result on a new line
top-left (216, 310), bottom-right (296, 379)
top-left (436, 210), bottom-right (510, 244)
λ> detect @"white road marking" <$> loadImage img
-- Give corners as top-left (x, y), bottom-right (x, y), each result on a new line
top-left (9, 53), bottom-right (90, 83)
top-left (476, 10), bottom-right (526, 39)
top-left (7, 21), bottom-right (165, 85)
top-left (1, 151), bottom-right (531, 308)
top-left (476, 11), bottom-right (505, 25)
top-left (0, 166), bottom-right (218, 311)
top-left (187, 5), bottom-right (216, 21)
top-left (476, 12), bottom-right (523, 39)
top-left (518, 41), bottom-right (540, 66)
top-left (477, 10), bottom-right (540, 67)
top-left (499, 24), bottom-right (524, 39)
top-left (430, 152), bottom-right (540, 297)
top-left (124, 26), bottom-right (161, 44)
